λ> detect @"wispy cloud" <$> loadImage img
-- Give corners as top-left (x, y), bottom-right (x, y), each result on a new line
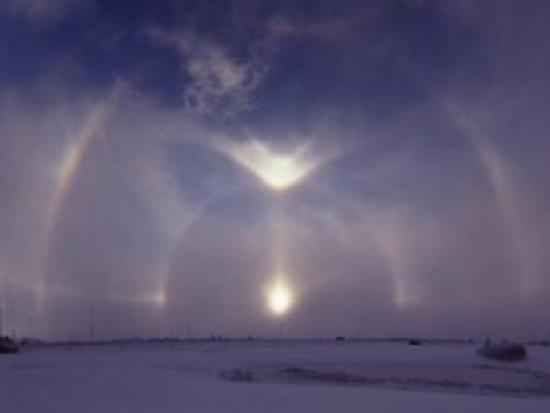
top-left (267, 14), bottom-right (365, 42)
top-left (148, 29), bottom-right (268, 117)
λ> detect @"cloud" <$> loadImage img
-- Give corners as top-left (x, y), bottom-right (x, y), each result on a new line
top-left (148, 29), bottom-right (268, 117)
top-left (267, 14), bottom-right (365, 42)
top-left (145, 8), bottom-right (378, 118)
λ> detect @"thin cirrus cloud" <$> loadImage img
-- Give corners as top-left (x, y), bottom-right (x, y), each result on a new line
top-left (147, 28), bottom-right (269, 117)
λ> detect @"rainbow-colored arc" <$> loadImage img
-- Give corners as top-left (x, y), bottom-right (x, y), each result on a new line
top-left (443, 99), bottom-right (536, 295)
top-left (37, 87), bottom-right (124, 315)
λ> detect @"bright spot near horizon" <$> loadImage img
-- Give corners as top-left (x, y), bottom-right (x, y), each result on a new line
top-left (221, 140), bottom-right (318, 191)
top-left (267, 280), bottom-right (293, 316)
top-left (150, 290), bottom-right (167, 307)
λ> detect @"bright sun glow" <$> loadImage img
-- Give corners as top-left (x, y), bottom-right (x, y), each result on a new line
top-left (252, 152), bottom-right (309, 190)
top-left (268, 281), bottom-right (293, 316)
top-left (221, 140), bottom-right (317, 191)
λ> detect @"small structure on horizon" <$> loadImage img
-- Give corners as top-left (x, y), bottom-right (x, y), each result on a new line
top-left (477, 339), bottom-right (527, 361)
top-left (0, 336), bottom-right (19, 354)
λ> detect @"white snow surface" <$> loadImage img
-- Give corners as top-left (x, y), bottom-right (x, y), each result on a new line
top-left (1, 340), bottom-right (550, 412)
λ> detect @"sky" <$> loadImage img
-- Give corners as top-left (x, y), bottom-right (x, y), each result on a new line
top-left (1, 0), bottom-right (549, 341)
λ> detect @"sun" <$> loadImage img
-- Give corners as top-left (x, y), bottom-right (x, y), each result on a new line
top-left (267, 280), bottom-right (293, 316)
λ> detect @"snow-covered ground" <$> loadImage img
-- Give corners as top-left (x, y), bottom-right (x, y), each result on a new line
top-left (1, 340), bottom-right (550, 412)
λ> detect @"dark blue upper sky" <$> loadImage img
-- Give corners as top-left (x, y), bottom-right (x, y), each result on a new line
top-left (1, 0), bottom-right (489, 120)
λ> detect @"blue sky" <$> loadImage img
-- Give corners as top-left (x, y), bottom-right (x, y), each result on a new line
top-left (1, 0), bottom-right (550, 340)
